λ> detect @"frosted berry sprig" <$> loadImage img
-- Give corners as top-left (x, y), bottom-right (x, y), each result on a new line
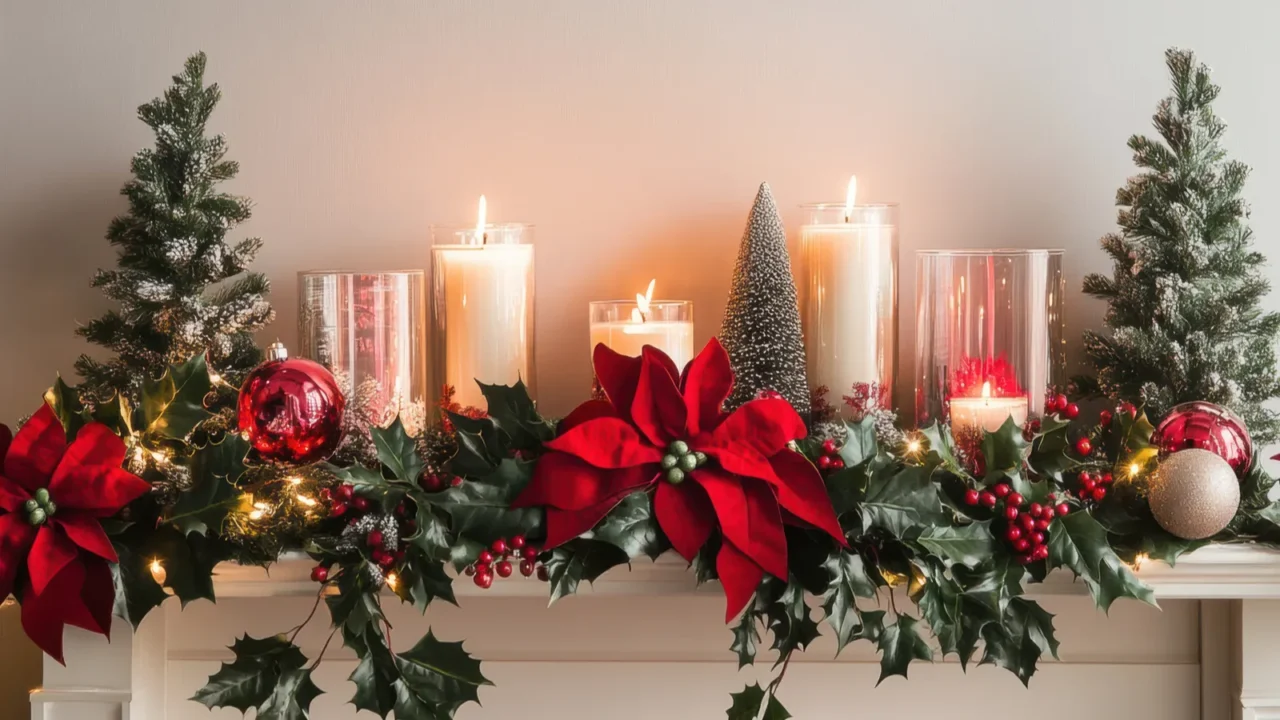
top-left (463, 535), bottom-right (548, 589)
top-left (1075, 470), bottom-right (1113, 504)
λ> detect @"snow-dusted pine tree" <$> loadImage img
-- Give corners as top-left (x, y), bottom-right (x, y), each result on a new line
top-left (1081, 48), bottom-right (1280, 443)
top-left (720, 183), bottom-right (810, 418)
top-left (76, 52), bottom-right (274, 406)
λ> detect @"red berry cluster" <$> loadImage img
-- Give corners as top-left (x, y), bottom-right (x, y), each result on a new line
top-left (964, 481), bottom-right (1070, 565)
top-left (463, 536), bottom-right (548, 589)
top-left (1044, 391), bottom-right (1080, 420)
top-left (321, 483), bottom-right (370, 518)
top-left (1075, 470), bottom-right (1113, 503)
top-left (1098, 400), bottom-right (1137, 428)
top-left (420, 473), bottom-right (464, 492)
top-left (815, 438), bottom-right (845, 473)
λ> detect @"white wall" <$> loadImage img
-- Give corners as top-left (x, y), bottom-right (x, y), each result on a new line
top-left (3, 2), bottom-right (1279, 718)
top-left (3, 0), bottom-right (1280, 420)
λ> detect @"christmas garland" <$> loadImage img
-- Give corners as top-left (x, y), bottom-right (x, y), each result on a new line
top-left (1, 46), bottom-right (1278, 720)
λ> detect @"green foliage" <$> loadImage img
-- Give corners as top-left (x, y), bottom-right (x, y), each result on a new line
top-left (75, 52), bottom-right (273, 405)
top-left (140, 353), bottom-right (214, 441)
top-left (726, 682), bottom-right (791, 720)
top-left (820, 550), bottom-right (876, 653)
top-left (543, 539), bottom-right (631, 603)
top-left (192, 635), bottom-right (316, 715)
top-left (876, 614), bottom-right (933, 684)
top-left (1080, 47), bottom-right (1280, 442)
top-left (1048, 511), bottom-right (1157, 611)
top-left (168, 432), bottom-right (248, 535)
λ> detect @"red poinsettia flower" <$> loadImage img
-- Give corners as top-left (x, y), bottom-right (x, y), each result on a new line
top-left (0, 404), bottom-right (149, 662)
top-left (513, 339), bottom-right (846, 621)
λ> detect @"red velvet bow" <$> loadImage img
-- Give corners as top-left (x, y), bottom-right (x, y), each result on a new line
top-left (0, 404), bottom-right (149, 662)
top-left (514, 339), bottom-right (846, 621)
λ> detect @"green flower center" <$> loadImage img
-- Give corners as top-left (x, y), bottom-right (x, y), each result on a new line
top-left (24, 488), bottom-right (56, 526)
top-left (660, 441), bottom-right (707, 485)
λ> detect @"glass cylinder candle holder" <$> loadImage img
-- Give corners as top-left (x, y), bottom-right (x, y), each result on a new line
top-left (298, 270), bottom-right (427, 433)
top-left (430, 223), bottom-right (535, 411)
top-left (799, 203), bottom-right (899, 420)
top-left (914, 249), bottom-right (1066, 439)
top-left (589, 299), bottom-right (695, 368)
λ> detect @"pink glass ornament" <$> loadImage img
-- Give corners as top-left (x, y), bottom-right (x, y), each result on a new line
top-left (1153, 401), bottom-right (1252, 478)
top-left (238, 343), bottom-right (346, 466)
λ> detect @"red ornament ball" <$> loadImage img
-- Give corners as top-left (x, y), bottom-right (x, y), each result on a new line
top-left (238, 343), bottom-right (345, 466)
top-left (1153, 401), bottom-right (1253, 478)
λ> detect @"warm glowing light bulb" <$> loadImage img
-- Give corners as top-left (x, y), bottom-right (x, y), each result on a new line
top-left (288, 476), bottom-right (303, 486)
top-left (386, 572), bottom-right (399, 590)
top-left (1129, 462), bottom-right (1141, 477)
top-left (297, 494), bottom-right (317, 507)
top-left (1132, 553), bottom-right (1148, 571)
top-left (907, 439), bottom-right (922, 454)
top-left (844, 175), bottom-right (858, 222)
top-left (208, 372), bottom-right (223, 386)
top-left (149, 559), bottom-right (167, 585)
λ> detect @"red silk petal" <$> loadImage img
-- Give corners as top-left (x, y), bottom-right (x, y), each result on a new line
top-left (716, 540), bottom-right (765, 623)
top-left (646, 345), bottom-right (682, 385)
top-left (545, 417), bottom-right (663, 469)
top-left (0, 513), bottom-right (37, 599)
top-left (47, 465), bottom-right (149, 517)
top-left (73, 558), bottom-right (115, 637)
top-left (682, 338), bottom-right (734, 436)
top-left (513, 453), bottom-right (655, 511)
top-left (20, 560), bottom-right (99, 664)
top-left (654, 480), bottom-right (715, 562)
top-left (593, 344), bottom-right (643, 421)
top-left (0, 424), bottom-right (11, 461)
top-left (692, 468), bottom-right (788, 582)
top-left (711, 398), bottom-right (808, 458)
top-left (559, 400), bottom-right (618, 433)
top-left (543, 490), bottom-right (633, 548)
top-left (51, 424), bottom-right (127, 486)
top-left (5, 404), bottom-right (66, 493)
top-left (54, 513), bottom-right (118, 562)
top-left (631, 348), bottom-right (687, 447)
top-left (769, 450), bottom-right (848, 545)
top-left (0, 480), bottom-right (30, 513)
top-left (29, 526), bottom-right (78, 596)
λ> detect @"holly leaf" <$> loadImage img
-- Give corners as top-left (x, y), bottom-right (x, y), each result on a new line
top-left (111, 541), bottom-right (169, 628)
top-left (143, 525), bottom-right (221, 607)
top-left (392, 630), bottom-right (490, 715)
top-left (763, 694), bottom-right (791, 720)
top-left (397, 555), bottom-right (457, 610)
top-left (978, 597), bottom-right (1058, 686)
top-left (861, 464), bottom-right (947, 539)
top-left (192, 634), bottom-right (308, 713)
top-left (168, 433), bottom-right (248, 536)
top-left (258, 667), bottom-right (323, 720)
top-left (876, 614), bottom-right (933, 685)
top-left (920, 423), bottom-right (960, 472)
top-left (839, 416), bottom-right (879, 468)
top-left (729, 610), bottom-right (761, 669)
top-left (823, 465), bottom-right (867, 518)
top-left (478, 379), bottom-right (554, 451)
top-left (371, 418), bottom-right (425, 483)
top-left (409, 504), bottom-right (453, 563)
top-left (981, 416), bottom-right (1030, 478)
top-left (344, 624), bottom-right (398, 718)
top-left (140, 353), bottom-right (213, 441)
top-left (914, 521), bottom-right (994, 568)
top-left (328, 464), bottom-right (387, 491)
top-left (1048, 511), bottom-right (1156, 611)
top-left (587, 491), bottom-right (668, 560)
top-left (726, 683), bottom-right (766, 720)
top-left (90, 391), bottom-right (134, 437)
top-left (44, 375), bottom-right (88, 441)
top-left (821, 550), bottom-right (877, 653)
top-left (763, 578), bottom-right (820, 666)
top-left (1027, 415), bottom-right (1077, 481)
top-left (543, 539), bottom-right (630, 604)
top-left (436, 457), bottom-right (542, 546)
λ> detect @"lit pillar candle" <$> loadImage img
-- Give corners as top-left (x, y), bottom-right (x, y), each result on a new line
top-left (949, 381), bottom-right (1029, 434)
top-left (589, 279), bottom-right (694, 368)
top-left (431, 196), bottom-right (536, 409)
top-left (799, 176), bottom-right (899, 418)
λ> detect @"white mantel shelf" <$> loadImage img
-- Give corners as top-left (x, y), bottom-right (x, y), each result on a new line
top-left (211, 544), bottom-right (1280, 601)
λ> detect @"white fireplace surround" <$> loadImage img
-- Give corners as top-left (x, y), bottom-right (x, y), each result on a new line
top-left (29, 545), bottom-right (1280, 720)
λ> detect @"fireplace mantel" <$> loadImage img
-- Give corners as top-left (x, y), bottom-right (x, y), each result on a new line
top-left (31, 545), bottom-right (1280, 720)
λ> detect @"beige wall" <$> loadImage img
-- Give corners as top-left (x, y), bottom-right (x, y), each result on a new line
top-left (3, 0), bottom-right (1280, 421)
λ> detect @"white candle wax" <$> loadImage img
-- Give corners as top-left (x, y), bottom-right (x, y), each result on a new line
top-left (435, 243), bottom-right (534, 408)
top-left (949, 394), bottom-right (1029, 434)
top-left (590, 320), bottom-right (695, 369)
top-left (800, 221), bottom-right (896, 412)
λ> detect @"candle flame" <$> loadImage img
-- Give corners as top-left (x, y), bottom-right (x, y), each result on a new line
top-left (981, 381), bottom-right (991, 400)
top-left (634, 279), bottom-right (656, 318)
top-left (844, 175), bottom-right (858, 222)
top-left (475, 195), bottom-right (487, 243)
top-left (149, 559), bottom-right (163, 576)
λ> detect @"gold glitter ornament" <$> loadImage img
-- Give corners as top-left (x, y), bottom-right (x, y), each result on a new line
top-left (1148, 448), bottom-right (1240, 540)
